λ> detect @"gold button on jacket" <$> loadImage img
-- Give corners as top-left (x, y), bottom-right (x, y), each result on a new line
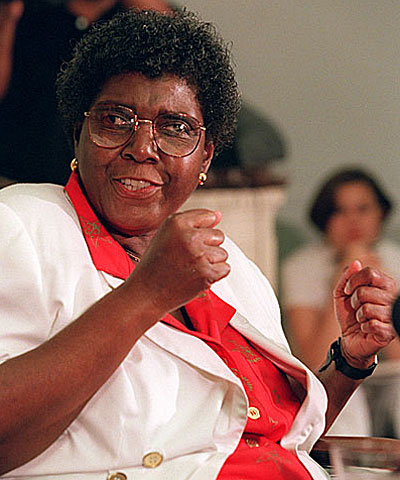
top-left (143, 451), bottom-right (163, 468)
top-left (107, 473), bottom-right (127, 480)
top-left (247, 406), bottom-right (261, 420)
top-left (245, 437), bottom-right (260, 448)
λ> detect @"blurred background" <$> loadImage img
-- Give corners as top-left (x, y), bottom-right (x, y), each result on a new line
top-left (174, 0), bottom-right (400, 247)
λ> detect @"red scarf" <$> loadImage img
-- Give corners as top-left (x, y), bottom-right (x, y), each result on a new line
top-left (65, 171), bottom-right (134, 279)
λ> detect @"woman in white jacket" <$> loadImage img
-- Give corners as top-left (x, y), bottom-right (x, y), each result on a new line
top-left (0, 9), bottom-right (396, 480)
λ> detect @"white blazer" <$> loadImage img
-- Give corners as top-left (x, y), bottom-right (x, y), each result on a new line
top-left (0, 184), bottom-right (329, 480)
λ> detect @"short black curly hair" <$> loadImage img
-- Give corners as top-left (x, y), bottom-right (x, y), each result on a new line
top-left (56, 8), bottom-right (241, 154)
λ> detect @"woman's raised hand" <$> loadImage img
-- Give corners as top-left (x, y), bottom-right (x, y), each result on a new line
top-left (126, 209), bottom-right (230, 316)
top-left (334, 260), bottom-right (397, 368)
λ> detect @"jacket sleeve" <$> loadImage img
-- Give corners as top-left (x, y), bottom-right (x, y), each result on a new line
top-left (0, 202), bottom-right (52, 363)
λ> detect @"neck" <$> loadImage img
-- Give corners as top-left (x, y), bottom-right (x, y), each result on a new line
top-left (67, 0), bottom-right (118, 23)
top-left (109, 229), bottom-right (156, 261)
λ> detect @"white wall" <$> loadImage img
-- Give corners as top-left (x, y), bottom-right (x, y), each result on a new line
top-left (174, 0), bottom-right (400, 242)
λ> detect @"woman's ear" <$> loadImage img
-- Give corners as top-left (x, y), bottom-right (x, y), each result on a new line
top-left (202, 141), bottom-right (215, 174)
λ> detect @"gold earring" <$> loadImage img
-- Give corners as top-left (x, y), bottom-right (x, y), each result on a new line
top-left (198, 172), bottom-right (207, 186)
top-left (70, 158), bottom-right (78, 172)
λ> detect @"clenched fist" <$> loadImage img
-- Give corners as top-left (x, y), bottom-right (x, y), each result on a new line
top-left (334, 260), bottom-right (397, 368)
top-left (126, 209), bottom-right (230, 316)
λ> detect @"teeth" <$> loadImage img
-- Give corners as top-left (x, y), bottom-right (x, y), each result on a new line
top-left (119, 178), bottom-right (152, 191)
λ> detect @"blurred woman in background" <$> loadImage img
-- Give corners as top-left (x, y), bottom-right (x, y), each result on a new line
top-left (282, 167), bottom-right (400, 436)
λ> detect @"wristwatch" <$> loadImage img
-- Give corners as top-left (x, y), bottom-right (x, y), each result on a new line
top-left (319, 337), bottom-right (377, 380)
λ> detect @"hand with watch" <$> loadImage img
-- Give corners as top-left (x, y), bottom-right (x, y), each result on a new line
top-left (323, 259), bottom-right (397, 378)
top-left (319, 337), bottom-right (377, 379)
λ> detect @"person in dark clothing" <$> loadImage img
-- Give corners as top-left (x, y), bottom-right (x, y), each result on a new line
top-left (0, 0), bottom-right (170, 186)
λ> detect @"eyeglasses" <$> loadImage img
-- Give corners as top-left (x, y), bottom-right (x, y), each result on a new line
top-left (84, 103), bottom-right (206, 157)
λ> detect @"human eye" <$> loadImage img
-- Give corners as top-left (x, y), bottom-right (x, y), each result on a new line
top-left (94, 106), bottom-right (134, 130)
top-left (157, 115), bottom-right (196, 138)
top-left (103, 112), bottom-right (132, 129)
top-left (358, 203), bottom-right (378, 216)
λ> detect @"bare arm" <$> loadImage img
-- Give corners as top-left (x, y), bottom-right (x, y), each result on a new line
top-left (0, 209), bottom-right (230, 474)
top-left (316, 359), bottom-right (365, 433)
top-left (285, 305), bottom-right (340, 370)
top-left (0, 0), bottom-right (23, 101)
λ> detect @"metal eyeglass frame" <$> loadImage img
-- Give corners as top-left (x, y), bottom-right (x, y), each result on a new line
top-left (83, 103), bottom-right (206, 158)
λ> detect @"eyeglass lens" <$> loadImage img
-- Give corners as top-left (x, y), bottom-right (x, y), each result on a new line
top-left (88, 104), bottom-right (203, 157)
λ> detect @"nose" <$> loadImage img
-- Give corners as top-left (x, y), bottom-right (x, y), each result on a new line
top-left (121, 120), bottom-right (160, 163)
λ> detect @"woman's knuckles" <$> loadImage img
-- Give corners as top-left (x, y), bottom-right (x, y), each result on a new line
top-left (351, 286), bottom-right (395, 311)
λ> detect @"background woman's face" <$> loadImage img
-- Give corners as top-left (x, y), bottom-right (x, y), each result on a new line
top-left (325, 181), bottom-right (384, 251)
top-left (75, 73), bottom-right (214, 236)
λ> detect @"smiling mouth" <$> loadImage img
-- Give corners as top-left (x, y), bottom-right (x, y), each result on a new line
top-left (118, 178), bottom-right (155, 191)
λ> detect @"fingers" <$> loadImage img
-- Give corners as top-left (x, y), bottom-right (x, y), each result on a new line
top-left (136, 209), bottom-right (230, 313)
top-left (350, 284), bottom-right (396, 310)
top-left (202, 228), bottom-right (224, 247)
top-left (335, 262), bottom-right (399, 361)
top-left (172, 210), bottom-right (226, 249)
top-left (196, 259), bottom-right (231, 285)
top-left (352, 296), bottom-right (394, 342)
top-left (344, 266), bottom-right (397, 297)
top-left (193, 246), bottom-right (230, 288)
top-left (351, 294), bottom-right (396, 344)
top-left (203, 245), bottom-right (228, 264)
top-left (343, 267), bottom-right (397, 344)
top-left (185, 233), bottom-right (229, 286)
top-left (357, 317), bottom-right (395, 344)
top-left (177, 210), bottom-right (229, 287)
top-left (354, 301), bottom-right (393, 324)
top-left (345, 269), bottom-right (397, 320)
top-left (334, 260), bottom-right (363, 297)
top-left (179, 209), bottom-right (222, 229)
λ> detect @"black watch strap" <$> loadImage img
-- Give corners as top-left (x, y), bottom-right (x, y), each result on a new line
top-left (319, 337), bottom-right (377, 380)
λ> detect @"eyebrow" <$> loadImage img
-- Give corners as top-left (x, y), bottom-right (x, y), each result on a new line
top-left (93, 102), bottom-right (135, 110)
top-left (91, 102), bottom-right (204, 124)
